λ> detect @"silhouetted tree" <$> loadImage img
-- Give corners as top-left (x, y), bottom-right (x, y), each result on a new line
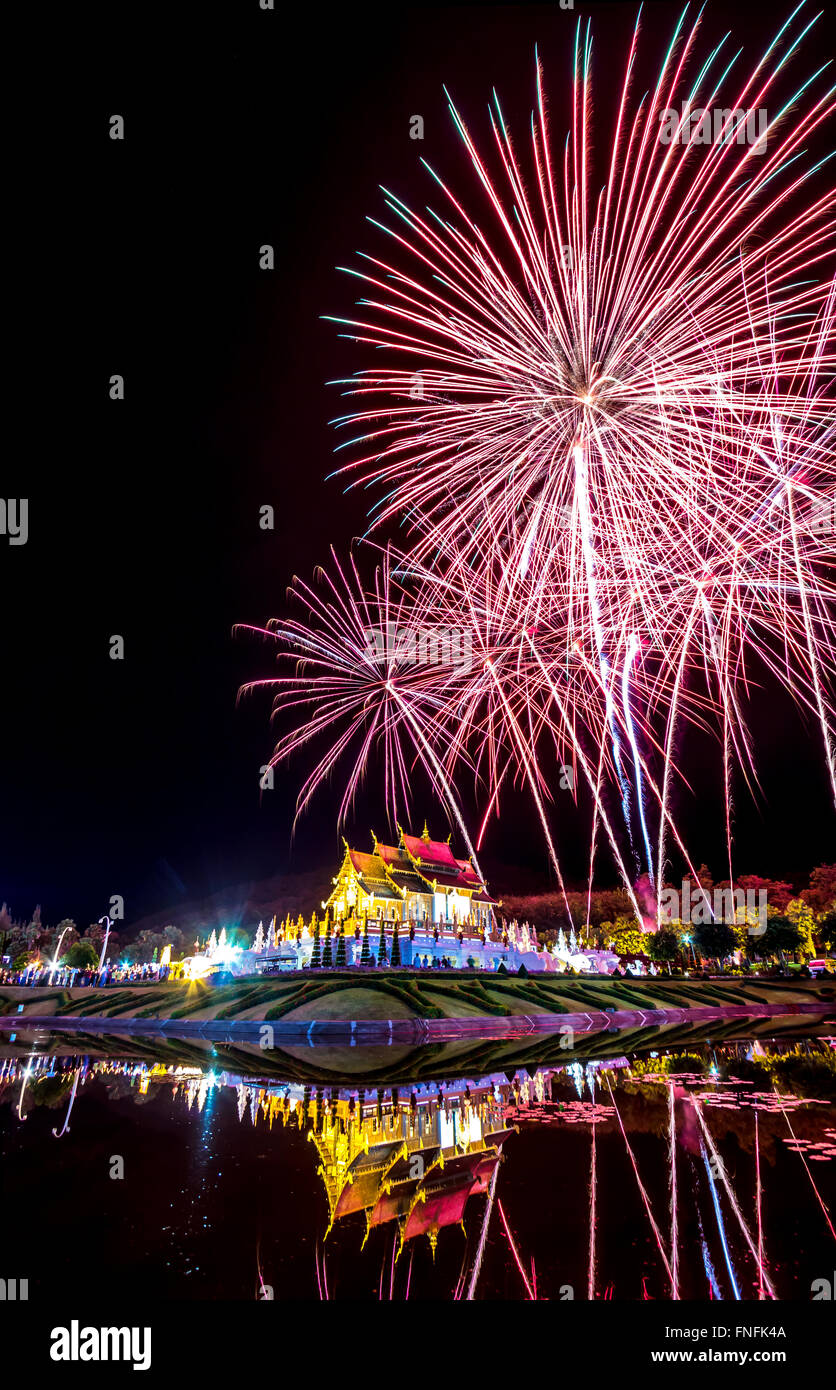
top-left (63, 941), bottom-right (99, 970)
top-left (693, 921), bottom-right (736, 969)
top-left (649, 929), bottom-right (681, 968)
top-left (310, 919), bottom-right (322, 968)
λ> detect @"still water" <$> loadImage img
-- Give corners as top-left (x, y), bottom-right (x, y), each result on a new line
top-left (2, 1016), bottom-right (835, 1301)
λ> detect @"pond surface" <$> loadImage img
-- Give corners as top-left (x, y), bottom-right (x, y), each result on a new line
top-left (2, 1019), bottom-right (835, 1301)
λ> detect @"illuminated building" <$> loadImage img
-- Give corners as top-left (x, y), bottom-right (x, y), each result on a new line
top-left (326, 824), bottom-right (498, 930)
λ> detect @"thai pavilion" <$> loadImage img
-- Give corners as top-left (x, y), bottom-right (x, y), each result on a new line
top-left (227, 824), bottom-right (615, 973)
top-left (325, 824), bottom-right (498, 930)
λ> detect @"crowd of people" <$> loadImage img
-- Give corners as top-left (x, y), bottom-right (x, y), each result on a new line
top-left (0, 961), bottom-right (170, 988)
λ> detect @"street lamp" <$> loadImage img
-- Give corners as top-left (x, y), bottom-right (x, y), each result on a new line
top-left (48, 924), bottom-right (74, 984)
top-left (97, 915), bottom-right (113, 975)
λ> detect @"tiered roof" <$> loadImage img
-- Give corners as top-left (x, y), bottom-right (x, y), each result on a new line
top-left (330, 824), bottom-right (499, 909)
top-left (314, 1125), bottom-right (510, 1253)
top-left (346, 849), bottom-right (402, 901)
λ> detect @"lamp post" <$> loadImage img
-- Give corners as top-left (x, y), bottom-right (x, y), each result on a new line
top-left (97, 915), bottom-right (113, 976)
top-left (48, 924), bottom-right (74, 984)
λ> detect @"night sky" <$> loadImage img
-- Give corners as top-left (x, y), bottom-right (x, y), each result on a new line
top-left (3, 0), bottom-right (834, 929)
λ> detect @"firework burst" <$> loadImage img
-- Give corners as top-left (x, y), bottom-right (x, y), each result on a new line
top-left (246, 4), bottom-right (835, 915)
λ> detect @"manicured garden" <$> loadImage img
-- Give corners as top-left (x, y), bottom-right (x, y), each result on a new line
top-left (2, 970), bottom-right (835, 1024)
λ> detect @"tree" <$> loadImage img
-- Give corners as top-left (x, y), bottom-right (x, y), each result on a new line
top-left (84, 922), bottom-right (106, 948)
top-left (733, 875), bottom-right (795, 913)
top-left (818, 911), bottom-right (836, 952)
top-left (607, 917), bottom-right (647, 958)
top-left (0, 902), bottom-right (13, 954)
top-left (63, 941), bottom-right (99, 970)
top-left (335, 924), bottom-right (347, 967)
top-left (803, 863), bottom-right (836, 915)
top-left (390, 922), bottom-right (401, 967)
top-left (360, 916), bottom-right (371, 967)
top-left (649, 929), bottom-right (681, 969)
top-left (5, 930), bottom-right (29, 966)
top-left (786, 898), bottom-right (816, 959)
top-left (54, 919), bottom-right (79, 952)
top-left (123, 929), bottom-right (163, 965)
top-left (321, 931), bottom-right (333, 968)
top-left (755, 915), bottom-right (804, 965)
top-left (693, 921), bottom-right (736, 968)
top-left (162, 925), bottom-right (185, 955)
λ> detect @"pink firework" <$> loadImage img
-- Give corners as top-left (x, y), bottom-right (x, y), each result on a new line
top-left (236, 547), bottom-right (484, 867)
top-left (247, 4), bottom-right (835, 912)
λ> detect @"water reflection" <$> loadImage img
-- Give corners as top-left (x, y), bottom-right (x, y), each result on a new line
top-left (1, 1031), bottom-right (834, 1301)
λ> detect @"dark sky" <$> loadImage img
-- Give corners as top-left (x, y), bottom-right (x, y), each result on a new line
top-left (3, 0), bottom-right (834, 929)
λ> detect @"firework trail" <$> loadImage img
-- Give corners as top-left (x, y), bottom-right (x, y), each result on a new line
top-left (497, 1199), bottom-right (535, 1298)
top-left (604, 1073), bottom-right (675, 1292)
top-left (780, 1094), bottom-right (836, 1243)
top-left (255, 1243), bottom-right (270, 1301)
top-left (697, 1205), bottom-right (724, 1300)
top-left (701, 1134), bottom-right (741, 1299)
top-left (691, 1097), bottom-right (777, 1296)
top-left (588, 1095), bottom-right (598, 1300)
top-left (315, 1242), bottom-right (328, 1301)
top-left (465, 1161), bottom-right (499, 1300)
top-left (755, 1110), bottom-right (765, 1300)
top-left (668, 1082), bottom-right (679, 1298)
